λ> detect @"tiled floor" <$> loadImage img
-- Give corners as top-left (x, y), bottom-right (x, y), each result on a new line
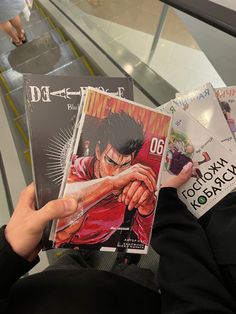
top-left (71, 0), bottom-right (225, 91)
top-left (72, 0), bottom-right (199, 49)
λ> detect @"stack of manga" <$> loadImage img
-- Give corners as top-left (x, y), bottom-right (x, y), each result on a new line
top-left (24, 73), bottom-right (134, 249)
top-left (49, 87), bottom-right (172, 254)
top-left (159, 102), bottom-right (236, 218)
top-left (25, 73), bottom-right (236, 254)
top-left (174, 82), bottom-right (236, 155)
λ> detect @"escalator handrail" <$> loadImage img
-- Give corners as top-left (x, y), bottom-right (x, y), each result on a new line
top-left (160, 0), bottom-right (236, 38)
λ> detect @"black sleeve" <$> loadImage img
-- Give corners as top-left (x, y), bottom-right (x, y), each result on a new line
top-left (0, 226), bottom-right (39, 313)
top-left (199, 191), bottom-right (236, 299)
top-left (151, 188), bottom-right (236, 314)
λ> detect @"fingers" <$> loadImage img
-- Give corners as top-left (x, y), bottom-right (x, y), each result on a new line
top-left (126, 184), bottom-right (147, 210)
top-left (138, 188), bottom-right (153, 205)
top-left (162, 161), bottom-right (193, 189)
top-left (16, 183), bottom-right (36, 210)
top-left (135, 163), bottom-right (156, 179)
top-left (132, 164), bottom-right (157, 192)
top-left (113, 163), bottom-right (157, 192)
top-left (37, 198), bottom-right (77, 227)
top-left (180, 161), bottom-right (193, 181)
top-left (122, 181), bottom-right (141, 204)
top-left (121, 182), bottom-right (154, 211)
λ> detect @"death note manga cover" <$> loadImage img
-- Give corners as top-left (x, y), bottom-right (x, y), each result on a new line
top-left (24, 74), bottom-right (134, 249)
top-left (51, 87), bottom-right (172, 254)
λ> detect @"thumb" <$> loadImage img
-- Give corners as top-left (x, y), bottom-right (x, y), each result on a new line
top-left (37, 198), bottom-right (77, 227)
top-left (182, 161), bottom-right (193, 172)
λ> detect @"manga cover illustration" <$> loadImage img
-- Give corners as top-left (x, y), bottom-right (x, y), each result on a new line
top-left (220, 101), bottom-right (236, 139)
top-left (166, 130), bottom-right (211, 178)
top-left (161, 102), bottom-right (236, 218)
top-left (53, 88), bottom-right (172, 253)
top-left (174, 82), bottom-right (236, 155)
top-left (216, 86), bottom-right (236, 142)
top-left (24, 74), bottom-right (134, 250)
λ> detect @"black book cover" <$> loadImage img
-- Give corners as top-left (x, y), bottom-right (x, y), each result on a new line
top-left (24, 74), bottom-right (134, 249)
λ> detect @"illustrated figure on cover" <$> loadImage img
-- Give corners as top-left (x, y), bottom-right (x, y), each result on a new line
top-left (55, 112), bottom-right (157, 250)
top-left (166, 131), bottom-right (211, 178)
top-left (220, 101), bottom-right (236, 138)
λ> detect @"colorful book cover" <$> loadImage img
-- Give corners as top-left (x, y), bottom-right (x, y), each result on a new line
top-left (174, 82), bottom-right (236, 155)
top-left (215, 86), bottom-right (236, 141)
top-left (51, 87), bottom-right (172, 254)
top-left (24, 74), bottom-right (134, 249)
top-left (160, 101), bottom-right (236, 218)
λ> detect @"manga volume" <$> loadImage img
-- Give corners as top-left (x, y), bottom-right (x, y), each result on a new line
top-left (50, 87), bottom-right (172, 254)
top-left (174, 82), bottom-right (236, 155)
top-left (160, 101), bottom-right (236, 218)
top-left (24, 73), bottom-right (134, 249)
top-left (215, 86), bottom-right (236, 141)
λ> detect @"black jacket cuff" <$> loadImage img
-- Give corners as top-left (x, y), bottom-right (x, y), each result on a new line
top-left (0, 225), bottom-right (39, 291)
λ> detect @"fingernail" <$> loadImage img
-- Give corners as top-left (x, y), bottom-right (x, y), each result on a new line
top-left (183, 162), bottom-right (193, 171)
top-left (64, 198), bottom-right (77, 213)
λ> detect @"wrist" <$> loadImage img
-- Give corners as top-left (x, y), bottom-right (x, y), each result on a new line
top-left (0, 226), bottom-right (39, 285)
top-left (108, 176), bottom-right (119, 192)
top-left (4, 226), bottom-right (40, 262)
top-left (0, 226), bottom-right (39, 262)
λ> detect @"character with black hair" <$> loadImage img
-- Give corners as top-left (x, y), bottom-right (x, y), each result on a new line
top-left (56, 112), bottom-right (157, 249)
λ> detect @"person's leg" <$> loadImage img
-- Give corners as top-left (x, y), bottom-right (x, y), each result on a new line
top-left (9, 15), bottom-right (26, 42)
top-left (0, 20), bottom-right (22, 45)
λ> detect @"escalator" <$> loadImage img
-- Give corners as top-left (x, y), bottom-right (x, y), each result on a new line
top-left (0, 1), bottom-right (112, 271)
top-left (0, 1), bottom-right (97, 184)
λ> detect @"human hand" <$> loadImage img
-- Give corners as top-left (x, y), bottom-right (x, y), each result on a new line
top-left (111, 163), bottom-right (157, 193)
top-left (118, 181), bottom-right (156, 216)
top-left (4, 183), bottom-right (77, 261)
top-left (161, 161), bottom-right (193, 189)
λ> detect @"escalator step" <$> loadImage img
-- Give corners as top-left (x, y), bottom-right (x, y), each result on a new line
top-left (0, 10), bottom-right (45, 41)
top-left (0, 17), bottom-right (54, 55)
top-left (5, 87), bottom-right (24, 116)
top-left (49, 57), bottom-right (91, 76)
top-left (0, 29), bottom-right (64, 73)
top-left (21, 9), bottom-right (45, 27)
top-left (19, 17), bottom-right (54, 43)
top-left (14, 113), bottom-right (29, 146)
top-left (5, 58), bottom-right (92, 116)
top-left (1, 41), bottom-right (78, 91)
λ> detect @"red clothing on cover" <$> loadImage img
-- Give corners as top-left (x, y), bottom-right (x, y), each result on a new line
top-left (57, 156), bottom-right (153, 247)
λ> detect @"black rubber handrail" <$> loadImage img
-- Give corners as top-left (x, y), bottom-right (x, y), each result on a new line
top-left (160, 0), bottom-right (236, 38)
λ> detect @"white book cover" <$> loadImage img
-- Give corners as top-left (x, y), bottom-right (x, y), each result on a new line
top-left (215, 86), bottom-right (236, 141)
top-left (159, 101), bottom-right (236, 218)
top-left (174, 82), bottom-right (236, 155)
